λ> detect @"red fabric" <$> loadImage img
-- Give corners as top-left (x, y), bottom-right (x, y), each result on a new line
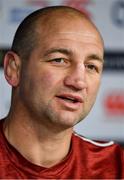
top-left (0, 119), bottom-right (123, 179)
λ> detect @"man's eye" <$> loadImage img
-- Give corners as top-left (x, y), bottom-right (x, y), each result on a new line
top-left (52, 58), bottom-right (65, 63)
top-left (48, 58), bottom-right (67, 65)
top-left (85, 64), bottom-right (98, 72)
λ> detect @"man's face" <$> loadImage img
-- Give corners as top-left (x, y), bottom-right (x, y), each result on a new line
top-left (19, 17), bottom-right (104, 130)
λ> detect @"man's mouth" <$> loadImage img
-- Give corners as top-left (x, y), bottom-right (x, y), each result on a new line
top-left (56, 94), bottom-right (83, 109)
top-left (57, 96), bottom-right (79, 103)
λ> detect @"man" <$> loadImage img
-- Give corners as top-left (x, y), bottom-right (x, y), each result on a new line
top-left (0, 6), bottom-right (123, 179)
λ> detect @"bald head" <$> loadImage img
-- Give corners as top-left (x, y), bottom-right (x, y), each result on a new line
top-left (11, 6), bottom-right (103, 61)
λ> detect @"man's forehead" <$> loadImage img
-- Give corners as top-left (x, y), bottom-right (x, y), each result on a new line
top-left (37, 10), bottom-right (91, 31)
top-left (41, 32), bottom-right (104, 57)
top-left (39, 29), bottom-right (104, 49)
top-left (37, 15), bottom-right (102, 40)
top-left (36, 12), bottom-right (104, 49)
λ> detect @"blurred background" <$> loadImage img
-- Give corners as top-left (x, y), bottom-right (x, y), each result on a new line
top-left (0, 0), bottom-right (124, 145)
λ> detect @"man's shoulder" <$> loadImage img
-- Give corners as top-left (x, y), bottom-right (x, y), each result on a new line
top-left (73, 132), bottom-right (123, 153)
top-left (72, 133), bottom-right (124, 178)
top-left (72, 132), bottom-right (124, 167)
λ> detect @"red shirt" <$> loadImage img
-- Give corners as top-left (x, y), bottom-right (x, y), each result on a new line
top-left (0, 119), bottom-right (123, 179)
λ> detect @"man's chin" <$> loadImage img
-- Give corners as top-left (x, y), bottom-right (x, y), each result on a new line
top-left (44, 105), bottom-right (85, 129)
top-left (55, 117), bottom-right (82, 129)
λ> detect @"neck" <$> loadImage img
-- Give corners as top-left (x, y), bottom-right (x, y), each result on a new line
top-left (3, 115), bottom-right (73, 168)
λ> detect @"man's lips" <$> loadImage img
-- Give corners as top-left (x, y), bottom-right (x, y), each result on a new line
top-left (56, 93), bottom-right (83, 106)
top-left (56, 93), bottom-right (83, 110)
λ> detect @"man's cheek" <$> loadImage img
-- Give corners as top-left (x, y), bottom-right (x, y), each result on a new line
top-left (40, 72), bottom-right (57, 89)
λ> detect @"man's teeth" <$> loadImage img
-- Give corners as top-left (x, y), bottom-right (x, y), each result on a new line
top-left (66, 98), bottom-right (74, 102)
top-left (61, 96), bottom-right (77, 102)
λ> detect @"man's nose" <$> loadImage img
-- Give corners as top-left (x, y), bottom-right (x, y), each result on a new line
top-left (64, 64), bottom-right (87, 91)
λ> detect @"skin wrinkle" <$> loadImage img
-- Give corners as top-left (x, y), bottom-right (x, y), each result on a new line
top-left (59, 32), bottom-right (104, 46)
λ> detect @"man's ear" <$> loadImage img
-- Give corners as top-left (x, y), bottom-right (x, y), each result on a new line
top-left (4, 51), bottom-right (21, 87)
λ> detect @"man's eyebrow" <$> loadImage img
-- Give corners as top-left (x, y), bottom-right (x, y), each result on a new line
top-left (44, 48), bottom-right (104, 63)
top-left (44, 48), bottom-right (72, 56)
top-left (87, 54), bottom-right (104, 63)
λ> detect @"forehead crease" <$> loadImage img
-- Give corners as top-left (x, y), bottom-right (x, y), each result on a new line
top-left (42, 32), bottom-right (103, 46)
top-left (42, 34), bottom-right (103, 52)
top-left (39, 27), bottom-right (103, 48)
top-left (44, 47), bottom-right (72, 56)
top-left (58, 32), bottom-right (103, 44)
